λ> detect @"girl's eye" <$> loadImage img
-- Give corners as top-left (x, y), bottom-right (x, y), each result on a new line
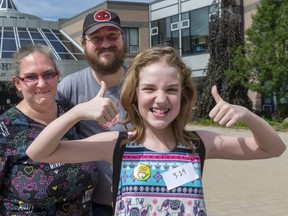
top-left (167, 88), bottom-right (179, 93)
top-left (142, 87), bottom-right (154, 91)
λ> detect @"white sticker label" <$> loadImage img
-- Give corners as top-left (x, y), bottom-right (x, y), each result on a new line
top-left (162, 163), bottom-right (199, 190)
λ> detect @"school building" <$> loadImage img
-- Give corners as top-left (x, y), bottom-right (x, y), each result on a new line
top-left (0, 0), bottom-right (264, 113)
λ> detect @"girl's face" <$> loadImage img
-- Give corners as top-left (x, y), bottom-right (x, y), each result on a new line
top-left (136, 61), bottom-right (182, 130)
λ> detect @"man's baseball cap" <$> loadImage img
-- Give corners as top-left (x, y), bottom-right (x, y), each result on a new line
top-left (82, 9), bottom-right (122, 36)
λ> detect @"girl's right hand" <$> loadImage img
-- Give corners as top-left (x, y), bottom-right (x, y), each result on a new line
top-left (76, 81), bottom-right (118, 124)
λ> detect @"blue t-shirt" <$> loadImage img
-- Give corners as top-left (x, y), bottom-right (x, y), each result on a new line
top-left (57, 66), bottom-right (127, 205)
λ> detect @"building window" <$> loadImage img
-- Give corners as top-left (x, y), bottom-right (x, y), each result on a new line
top-left (51, 29), bottom-right (85, 60)
top-left (151, 27), bottom-right (158, 35)
top-left (150, 15), bottom-right (179, 50)
top-left (181, 19), bottom-right (190, 29)
top-left (150, 6), bottom-right (209, 56)
top-left (182, 7), bottom-right (209, 56)
top-left (1, 27), bottom-right (17, 58)
top-left (124, 28), bottom-right (139, 54)
top-left (171, 22), bottom-right (179, 31)
top-left (151, 20), bottom-right (159, 46)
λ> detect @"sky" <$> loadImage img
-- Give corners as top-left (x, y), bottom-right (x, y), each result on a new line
top-left (13, 0), bottom-right (153, 21)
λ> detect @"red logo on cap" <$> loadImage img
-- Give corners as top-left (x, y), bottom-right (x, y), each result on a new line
top-left (94, 10), bottom-right (111, 22)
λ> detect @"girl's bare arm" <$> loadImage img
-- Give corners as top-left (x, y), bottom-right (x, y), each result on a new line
top-left (27, 82), bottom-right (119, 163)
top-left (200, 86), bottom-right (286, 160)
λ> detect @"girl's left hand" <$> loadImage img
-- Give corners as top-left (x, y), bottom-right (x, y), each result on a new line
top-left (209, 85), bottom-right (251, 127)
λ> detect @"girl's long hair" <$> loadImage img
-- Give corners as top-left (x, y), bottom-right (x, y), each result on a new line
top-left (120, 46), bottom-right (198, 148)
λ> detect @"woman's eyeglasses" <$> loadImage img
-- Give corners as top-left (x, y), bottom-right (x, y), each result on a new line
top-left (85, 32), bottom-right (122, 46)
top-left (16, 70), bottom-right (59, 84)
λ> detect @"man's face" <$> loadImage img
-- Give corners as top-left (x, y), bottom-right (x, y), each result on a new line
top-left (83, 26), bottom-right (127, 75)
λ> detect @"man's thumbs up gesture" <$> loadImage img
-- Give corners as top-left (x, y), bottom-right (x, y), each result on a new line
top-left (209, 85), bottom-right (250, 127)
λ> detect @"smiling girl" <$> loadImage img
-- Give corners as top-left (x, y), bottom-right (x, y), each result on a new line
top-left (26, 46), bottom-right (286, 215)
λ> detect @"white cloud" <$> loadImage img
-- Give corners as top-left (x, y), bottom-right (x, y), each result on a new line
top-left (13, 0), bottom-right (99, 21)
top-left (13, 0), bottom-right (154, 21)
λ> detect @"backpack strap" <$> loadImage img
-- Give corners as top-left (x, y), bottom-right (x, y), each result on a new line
top-left (112, 131), bottom-right (127, 209)
top-left (191, 131), bottom-right (206, 175)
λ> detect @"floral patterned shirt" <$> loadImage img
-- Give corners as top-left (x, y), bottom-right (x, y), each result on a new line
top-left (0, 101), bottom-right (97, 215)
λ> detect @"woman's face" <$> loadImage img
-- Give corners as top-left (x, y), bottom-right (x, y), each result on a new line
top-left (136, 61), bottom-right (182, 131)
top-left (13, 51), bottom-right (59, 112)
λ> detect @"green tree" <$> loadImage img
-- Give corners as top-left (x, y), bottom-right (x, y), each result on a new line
top-left (195, 0), bottom-right (252, 120)
top-left (228, 0), bottom-right (288, 119)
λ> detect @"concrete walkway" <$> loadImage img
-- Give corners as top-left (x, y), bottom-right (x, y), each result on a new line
top-left (187, 125), bottom-right (288, 216)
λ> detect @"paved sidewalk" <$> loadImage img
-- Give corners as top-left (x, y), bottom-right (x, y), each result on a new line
top-left (187, 125), bottom-right (288, 216)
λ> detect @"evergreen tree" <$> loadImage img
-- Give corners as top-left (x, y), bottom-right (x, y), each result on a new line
top-left (228, 0), bottom-right (288, 119)
top-left (195, 0), bottom-right (252, 120)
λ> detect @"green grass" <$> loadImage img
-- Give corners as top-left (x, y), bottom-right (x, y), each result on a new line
top-left (190, 118), bottom-right (288, 132)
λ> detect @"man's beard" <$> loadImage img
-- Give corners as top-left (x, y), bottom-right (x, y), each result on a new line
top-left (84, 45), bottom-right (127, 75)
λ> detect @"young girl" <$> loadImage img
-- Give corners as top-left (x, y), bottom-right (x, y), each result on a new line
top-left (26, 46), bottom-right (286, 216)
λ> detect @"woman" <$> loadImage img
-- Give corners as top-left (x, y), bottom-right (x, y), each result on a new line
top-left (26, 46), bottom-right (286, 215)
top-left (0, 44), bottom-right (99, 215)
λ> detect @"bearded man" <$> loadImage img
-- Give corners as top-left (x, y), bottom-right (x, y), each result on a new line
top-left (56, 9), bottom-right (127, 216)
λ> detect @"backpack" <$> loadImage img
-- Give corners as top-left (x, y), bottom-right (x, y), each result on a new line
top-left (112, 132), bottom-right (127, 209)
